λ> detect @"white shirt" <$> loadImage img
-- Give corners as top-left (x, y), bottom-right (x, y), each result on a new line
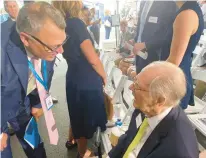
top-left (128, 107), bottom-right (172, 158)
top-left (27, 51), bottom-right (41, 95)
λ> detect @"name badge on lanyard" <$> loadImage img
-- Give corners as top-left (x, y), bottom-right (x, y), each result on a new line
top-left (148, 16), bottom-right (158, 23)
top-left (28, 60), bottom-right (54, 110)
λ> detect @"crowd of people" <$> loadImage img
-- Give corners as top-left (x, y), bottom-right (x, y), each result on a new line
top-left (1, 0), bottom-right (206, 158)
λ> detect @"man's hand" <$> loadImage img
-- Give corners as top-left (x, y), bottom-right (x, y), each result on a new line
top-left (31, 107), bottom-right (43, 121)
top-left (133, 43), bottom-right (146, 55)
top-left (0, 133), bottom-right (8, 152)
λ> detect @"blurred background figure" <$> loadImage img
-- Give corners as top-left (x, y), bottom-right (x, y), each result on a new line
top-left (115, 20), bottom-right (135, 74)
top-left (1, 0), bottom-right (19, 31)
top-left (52, 1), bottom-right (107, 157)
top-left (104, 9), bottom-right (112, 39)
top-left (89, 7), bottom-right (101, 45)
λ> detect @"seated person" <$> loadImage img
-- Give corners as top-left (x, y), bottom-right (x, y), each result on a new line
top-left (109, 61), bottom-right (199, 158)
top-left (115, 20), bottom-right (134, 70)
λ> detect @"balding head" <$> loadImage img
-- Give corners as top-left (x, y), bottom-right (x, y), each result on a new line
top-left (16, 1), bottom-right (66, 34)
top-left (130, 61), bottom-right (186, 117)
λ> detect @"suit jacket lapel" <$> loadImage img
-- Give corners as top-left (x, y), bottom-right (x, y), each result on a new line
top-left (6, 36), bottom-right (28, 94)
top-left (138, 107), bottom-right (177, 158)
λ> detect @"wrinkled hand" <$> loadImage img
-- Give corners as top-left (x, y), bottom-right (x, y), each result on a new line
top-left (128, 39), bottom-right (134, 45)
top-left (133, 43), bottom-right (145, 55)
top-left (31, 107), bottom-right (43, 121)
top-left (0, 133), bottom-right (8, 152)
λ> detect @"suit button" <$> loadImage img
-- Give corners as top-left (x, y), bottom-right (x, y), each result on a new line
top-left (19, 101), bottom-right (22, 105)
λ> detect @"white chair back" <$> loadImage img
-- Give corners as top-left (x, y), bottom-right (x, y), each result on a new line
top-left (105, 61), bottom-right (115, 78)
top-left (102, 53), bottom-right (109, 69)
top-left (185, 67), bottom-right (206, 114)
top-left (105, 67), bottom-right (128, 103)
top-left (102, 40), bottom-right (116, 51)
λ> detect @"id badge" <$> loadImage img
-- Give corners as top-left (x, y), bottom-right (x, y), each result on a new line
top-left (148, 16), bottom-right (158, 23)
top-left (45, 94), bottom-right (54, 110)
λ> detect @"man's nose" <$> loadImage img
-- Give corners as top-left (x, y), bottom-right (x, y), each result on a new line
top-left (57, 46), bottom-right (64, 54)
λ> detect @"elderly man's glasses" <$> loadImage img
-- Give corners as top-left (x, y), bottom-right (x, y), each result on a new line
top-left (27, 33), bottom-right (69, 53)
top-left (132, 81), bottom-right (149, 92)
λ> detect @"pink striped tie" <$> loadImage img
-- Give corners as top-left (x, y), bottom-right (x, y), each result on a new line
top-left (33, 59), bottom-right (59, 145)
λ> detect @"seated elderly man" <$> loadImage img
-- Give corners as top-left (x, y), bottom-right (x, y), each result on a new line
top-left (109, 61), bottom-right (199, 158)
top-left (115, 20), bottom-right (134, 73)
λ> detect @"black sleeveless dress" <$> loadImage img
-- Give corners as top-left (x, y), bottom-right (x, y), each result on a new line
top-left (161, 1), bottom-right (204, 109)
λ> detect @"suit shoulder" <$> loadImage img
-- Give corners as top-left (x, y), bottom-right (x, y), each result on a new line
top-left (168, 107), bottom-right (199, 157)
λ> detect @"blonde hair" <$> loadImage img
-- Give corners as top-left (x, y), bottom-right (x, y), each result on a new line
top-left (105, 10), bottom-right (110, 16)
top-left (52, 1), bottom-right (83, 18)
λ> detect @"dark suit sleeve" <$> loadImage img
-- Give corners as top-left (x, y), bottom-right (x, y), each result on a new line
top-left (134, 1), bottom-right (146, 42)
top-left (144, 3), bottom-right (177, 51)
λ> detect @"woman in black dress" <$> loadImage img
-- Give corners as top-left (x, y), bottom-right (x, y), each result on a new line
top-left (53, 1), bottom-right (107, 157)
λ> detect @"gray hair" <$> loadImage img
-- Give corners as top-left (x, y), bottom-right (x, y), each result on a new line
top-left (143, 61), bottom-right (187, 107)
top-left (16, 1), bottom-right (66, 34)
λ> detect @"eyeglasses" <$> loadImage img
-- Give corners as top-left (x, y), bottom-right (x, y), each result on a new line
top-left (27, 33), bottom-right (69, 53)
top-left (132, 81), bottom-right (149, 92)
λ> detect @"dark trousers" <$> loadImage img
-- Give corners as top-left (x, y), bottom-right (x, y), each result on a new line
top-left (105, 26), bottom-right (111, 39)
top-left (1, 115), bottom-right (46, 158)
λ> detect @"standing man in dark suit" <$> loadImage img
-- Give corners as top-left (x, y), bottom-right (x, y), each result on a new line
top-left (1, 2), bottom-right (66, 158)
top-left (1, 1), bottom-right (19, 32)
top-left (109, 61), bottom-right (199, 158)
top-left (125, 1), bottom-right (177, 78)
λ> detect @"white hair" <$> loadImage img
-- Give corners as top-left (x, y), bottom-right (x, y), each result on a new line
top-left (143, 61), bottom-right (187, 107)
top-left (16, 1), bottom-right (66, 34)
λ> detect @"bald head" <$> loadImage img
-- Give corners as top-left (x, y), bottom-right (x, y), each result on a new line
top-left (137, 61), bottom-right (186, 107)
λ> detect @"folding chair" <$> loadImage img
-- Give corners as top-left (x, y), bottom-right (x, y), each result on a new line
top-left (104, 67), bottom-right (128, 104)
top-left (187, 67), bottom-right (206, 137)
top-left (185, 66), bottom-right (206, 114)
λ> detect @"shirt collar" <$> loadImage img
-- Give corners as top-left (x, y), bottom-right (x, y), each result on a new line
top-left (26, 49), bottom-right (34, 61)
top-left (147, 107), bottom-right (172, 130)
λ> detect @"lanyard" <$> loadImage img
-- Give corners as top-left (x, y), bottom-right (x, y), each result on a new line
top-left (28, 60), bottom-right (48, 91)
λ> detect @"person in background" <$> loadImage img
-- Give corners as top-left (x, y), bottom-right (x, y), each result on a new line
top-left (160, 1), bottom-right (204, 109)
top-left (104, 10), bottom-right (112, 39)
top-left (81, 6), bottom-right (98, 48)
top-left (52, 1), bottom-right (107, 157)
top-left (115, 20), bottom-right (135, 74)
top-left (1, 2), bottom-right (66, 158)
top-left (89, 7), bottom-right (101, 45)
top-left (109, 61), bottom-right (199, 158)
top-left (1, 0), bottom-right (19, 32)
top-left (128, 1), bottom-right (177, 78)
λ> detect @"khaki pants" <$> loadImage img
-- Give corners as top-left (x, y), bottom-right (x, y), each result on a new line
top-left (194, 80), bottom-right (206, 99)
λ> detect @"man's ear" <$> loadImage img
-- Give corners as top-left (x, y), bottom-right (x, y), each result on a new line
top-left (19, 32), bottom-right (30, 47)
top-left (156, 96), bottom-right (166, 107)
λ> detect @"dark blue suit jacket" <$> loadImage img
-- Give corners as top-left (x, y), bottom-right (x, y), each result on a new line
top-left (109, 106), bottom-right (199, 158)
top-left (135, 1), bottom-right (177, 73)
top-left (1, 18), bottom-right (15, 33)
top-left (1, 24), bottom-right (55, 133)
